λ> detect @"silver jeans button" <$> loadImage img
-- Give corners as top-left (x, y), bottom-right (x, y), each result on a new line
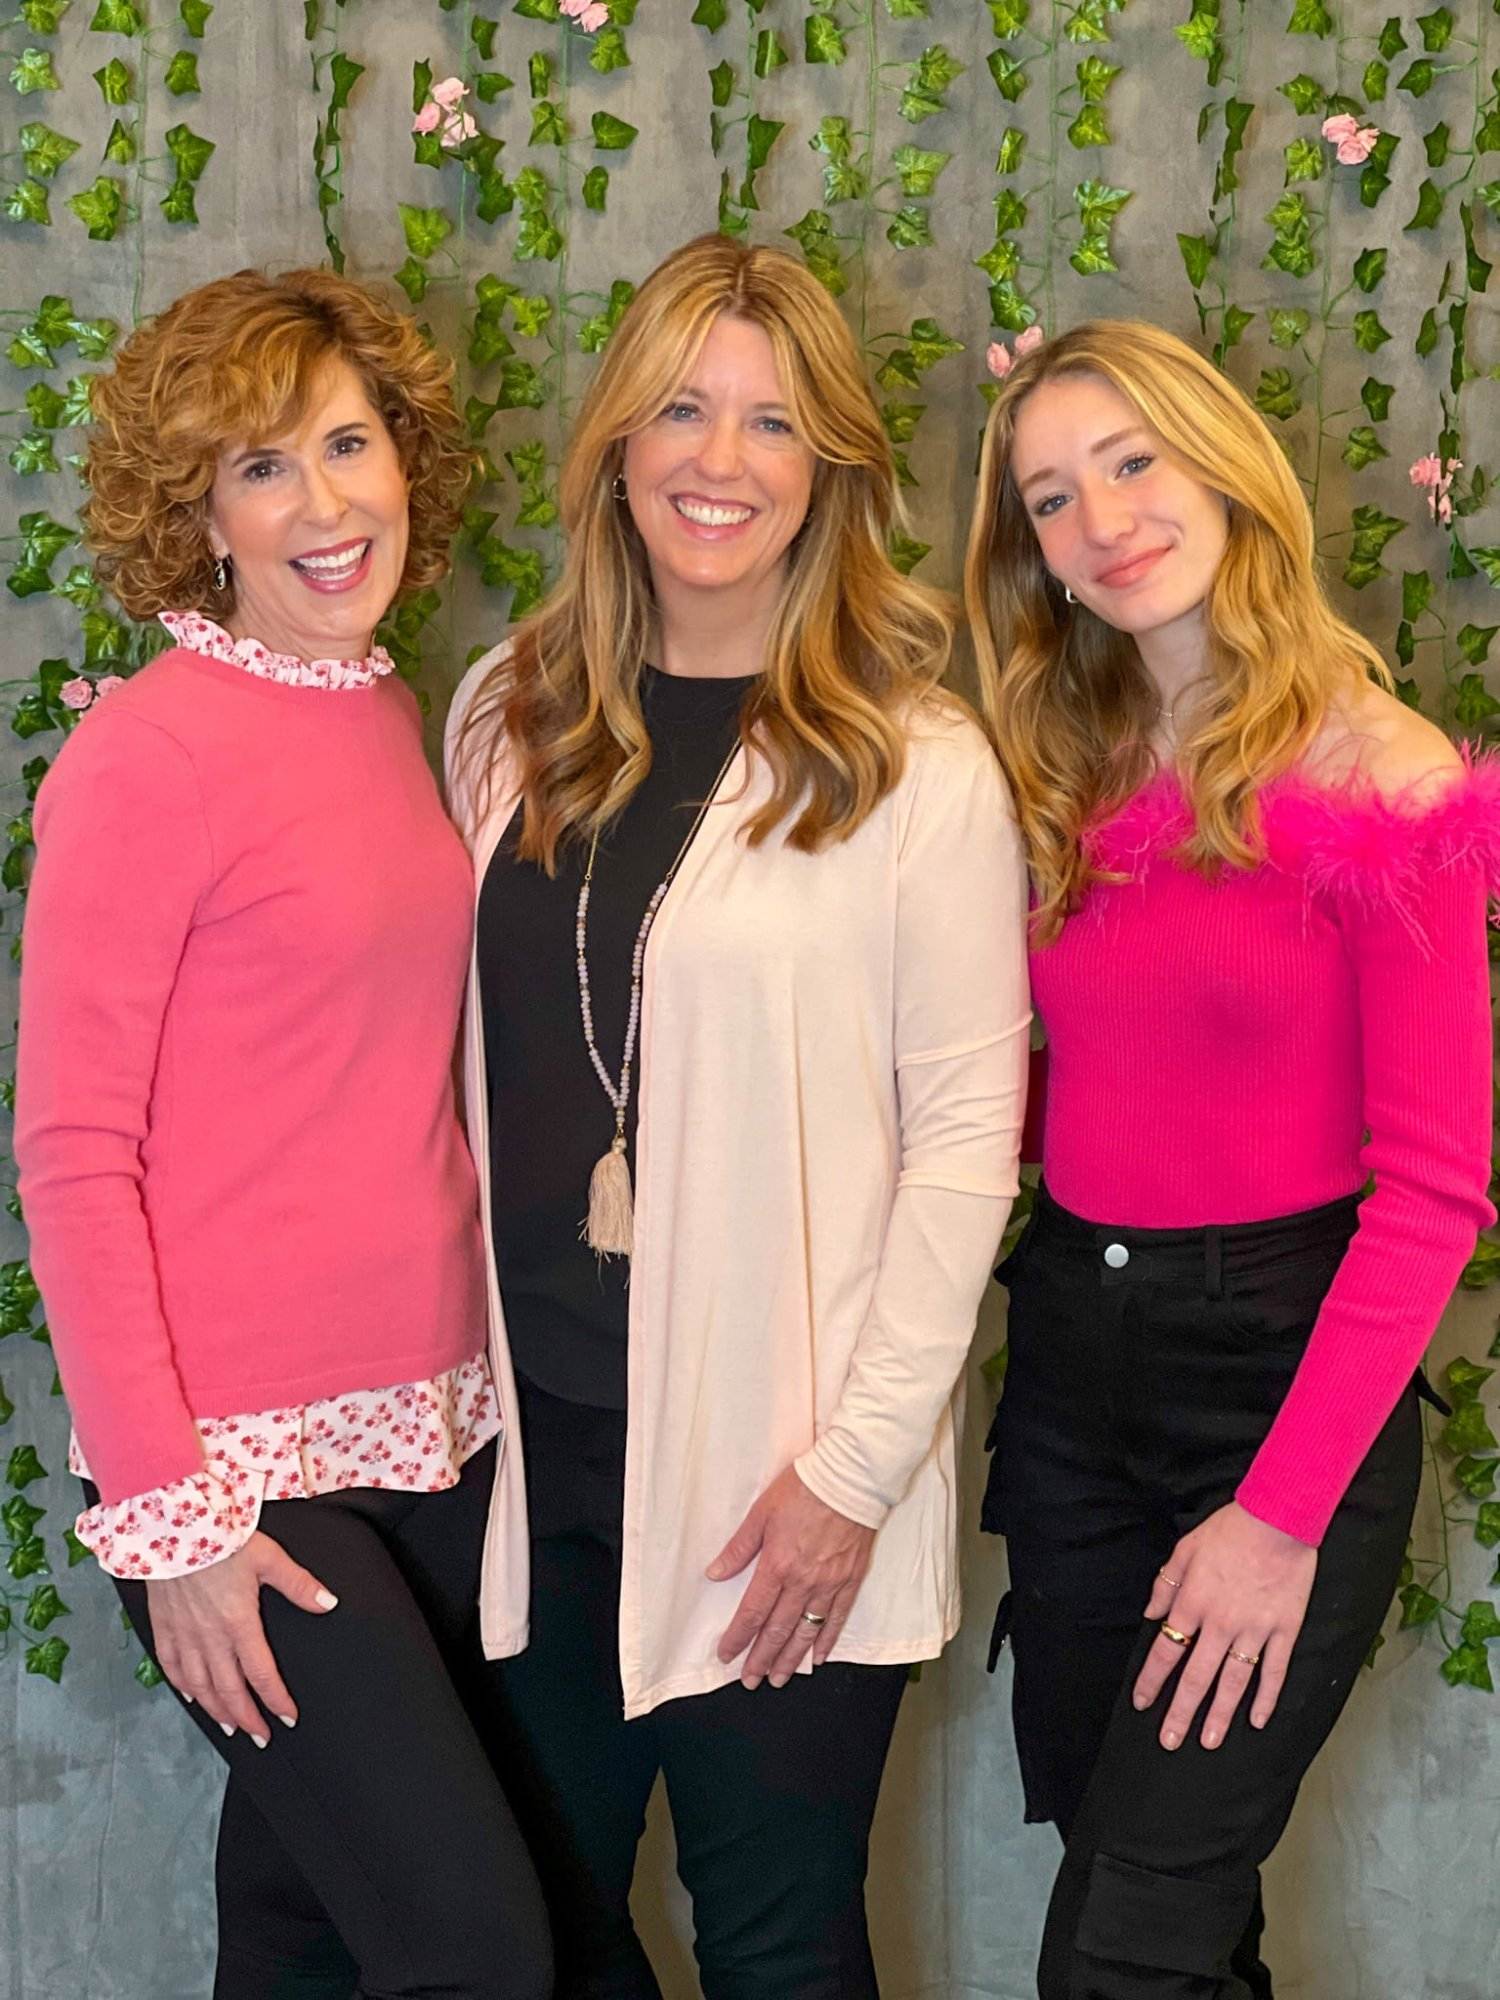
top-left (1103, 1242), bottom-right (1130, 1269)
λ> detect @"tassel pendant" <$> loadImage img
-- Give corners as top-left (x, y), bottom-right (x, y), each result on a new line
top-left (586, 1132), bottom-right (634, 1257)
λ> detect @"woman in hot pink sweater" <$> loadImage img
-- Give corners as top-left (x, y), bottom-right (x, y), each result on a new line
top-left (964, 319), bottom-right (1496, 2000)
top-left (16, 269), bottom-right (549, 2000)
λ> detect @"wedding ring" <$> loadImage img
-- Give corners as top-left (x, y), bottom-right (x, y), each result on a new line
top-left (799, 1610), bottom-right (828, 1628)
top-left (1228, 1647), bottom-right (1260, 1666)
top-left (1157, 1570), bottom-right (1182, 1589)
top-left (1160, 1624), bottom-right (1193, 1648)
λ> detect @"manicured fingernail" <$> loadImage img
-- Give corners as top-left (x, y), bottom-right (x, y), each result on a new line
top-left (219, 1723), bottom-right (235, 1738)
top-left (1251, 1712), bottom-right (1266, 1729)
top-left (251, 1734), bottom-right (269, 1751)
top-left (1162, 1730), bottom-right (1180, 1751)
top-left (1132, 1691), bottom-right (1149, 1709)
top-left (743, 1674), bottom-right (762, 1691)
top-left (277, 1714), bottom-right (296, 1729)
top-left (314, 1589), bottom-right (339, 1610)
top-left (182, 1694), bottom-right (194, 1706)
top-left (1203, 1728), bottom-right (1221, 1750)
top-left (769, 1673), bottom-right (788, 1689)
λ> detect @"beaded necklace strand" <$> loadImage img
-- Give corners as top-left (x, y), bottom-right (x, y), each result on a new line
top-left (574, 739), bottom-right (739, 1256)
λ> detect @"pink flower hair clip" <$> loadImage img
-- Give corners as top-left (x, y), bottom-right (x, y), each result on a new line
top-left (986, 324), bottom-right (1045, 381)
top-left (561, 0), bottom-right (610, 30)
top-left (1410, 452), bottom-right (1463, 528)
top-left (1321, 113), bottom-right (1380, 166)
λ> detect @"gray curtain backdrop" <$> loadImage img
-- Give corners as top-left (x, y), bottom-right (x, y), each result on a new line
top-left (2, 4), bottom-right (1497, 1996)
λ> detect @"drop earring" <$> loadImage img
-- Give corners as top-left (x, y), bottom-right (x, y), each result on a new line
top-left (212, 554), bottom-right (230, 592)
top-left (1064, 585), bottom-right (1077, 605)
top-left (611, 473), bottom-right (627, 501)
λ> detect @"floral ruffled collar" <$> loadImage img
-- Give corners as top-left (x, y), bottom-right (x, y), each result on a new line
top-left (160, 610), bottom-right (395, 692)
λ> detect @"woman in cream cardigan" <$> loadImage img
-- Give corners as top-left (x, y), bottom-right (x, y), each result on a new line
top-left (447, 233), bottom-right (1030, 1998)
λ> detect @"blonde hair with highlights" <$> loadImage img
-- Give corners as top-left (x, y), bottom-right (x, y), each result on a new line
top-left (85, 267), bottom-right (475, 622)
top-left (457, 232), bottom-right (956, 867)
top-left (963, 317), bottom-right (1390, 942)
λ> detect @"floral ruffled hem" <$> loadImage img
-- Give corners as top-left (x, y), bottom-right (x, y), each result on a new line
top-left (70, 1354), bottom-right (500, 1579)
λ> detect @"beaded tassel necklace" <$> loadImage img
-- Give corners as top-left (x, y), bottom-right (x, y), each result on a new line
top-left (574, 740), bottom-right (739, 1256)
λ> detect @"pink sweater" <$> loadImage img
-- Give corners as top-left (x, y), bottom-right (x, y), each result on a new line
top-left (16, 644), bottom-right (487, 1504)
top-left (1031, 760), bottom-right (1500, 1544)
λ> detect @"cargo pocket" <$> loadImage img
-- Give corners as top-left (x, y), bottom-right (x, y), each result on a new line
top-left (1073, 1851), bottom-right (1256, 1986)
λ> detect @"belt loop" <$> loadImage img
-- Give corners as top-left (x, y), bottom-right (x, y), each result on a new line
top-left (1205, 1228), bottom-right (1223, 1301)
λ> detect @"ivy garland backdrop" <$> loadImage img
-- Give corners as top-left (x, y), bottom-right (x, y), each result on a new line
top-left (1, 3), bottom-right (1498, 1996)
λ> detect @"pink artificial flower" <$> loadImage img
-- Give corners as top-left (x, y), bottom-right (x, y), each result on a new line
top-left (441, 110), bottom-right (478, 148)
top-left (1409, 454), bottom-right (1443, 489)
top-left (1446, 458), bottom-right (1463, 475)
top-left (1013, 325), bottom-right (1045, 357)
top-left (430, 75), bottom-right (467, 110)
top-left (1436, 492), bottom-right (1454, 525)
top-left (1321, 113), bottom-right (1378, 165)
top-left (412, 101), bottom-right (441, 135)
top-left (59, 677), bottom-right (94, 712)
top-left (581, 2), bottom-right (609, 27)
top-left (94, 674), bottom-right (125, 697)
top-left (986, 341), bottom-right (1014, 381)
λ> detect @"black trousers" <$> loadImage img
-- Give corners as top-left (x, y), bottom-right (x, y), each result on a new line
top-left (981, 1186), bottom-right (1421, 2000)
top-left (487, 1377), bottom-right (909, 2000)
top-left (93, 1441), bottom-right (553, 2000)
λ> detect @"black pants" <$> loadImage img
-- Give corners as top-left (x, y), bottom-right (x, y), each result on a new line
top-left (487, 1378), bottom-right (909, 2000)
top-left (981, 1187), bottom-right (1421, 2000)
top-left (92, 1442), bottom-right (553, 2000)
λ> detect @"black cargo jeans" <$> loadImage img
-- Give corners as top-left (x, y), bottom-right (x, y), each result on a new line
top-left (981, 1184), bottom-right (1423, 2000)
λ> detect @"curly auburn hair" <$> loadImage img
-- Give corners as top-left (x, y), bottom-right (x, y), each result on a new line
top-left (85, 267), bottom-right (475, 622)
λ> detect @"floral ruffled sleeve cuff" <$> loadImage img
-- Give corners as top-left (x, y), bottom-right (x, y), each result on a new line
top-left (71, 1459), bottom-right (268, 1580)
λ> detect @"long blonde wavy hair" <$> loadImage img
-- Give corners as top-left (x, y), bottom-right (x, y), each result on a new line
top-left (456, 232), bottom-right (955, 867)
top-left (963, 318), bottom-right (1390, 942)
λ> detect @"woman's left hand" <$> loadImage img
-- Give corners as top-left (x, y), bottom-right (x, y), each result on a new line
top-left (1133, 1500), bottom-right (1317, 1750)
top-left (708, 1466), bottom-right (876, 1689)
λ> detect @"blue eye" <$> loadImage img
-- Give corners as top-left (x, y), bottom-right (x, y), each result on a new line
top-left (757, 416), bottom-right (793, 436)
top-left (1121, 453), bottom-right (1154, 476)
top-left (665, 402), bottom-right (700, 422)
top-left (243, 459), bottom-right (277, 483)
top-left (1034, 493), bottom-right (1066, 518)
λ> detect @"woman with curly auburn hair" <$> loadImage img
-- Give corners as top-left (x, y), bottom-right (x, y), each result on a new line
top-left (446, 232), bottom-right (1031, 1996)
top-left (16, 267), bottom-right (551, 2000)
top-left (965, 318), bottom-right (1499, 1999)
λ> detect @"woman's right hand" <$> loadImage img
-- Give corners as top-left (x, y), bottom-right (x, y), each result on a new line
top-left (146, 1530), bottom-right (338, 1744)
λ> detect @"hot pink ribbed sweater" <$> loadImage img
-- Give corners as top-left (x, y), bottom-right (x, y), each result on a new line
top-left (16, 645), bottom-right (487, 1504)
top-left (1030, 759), bottom-right (1500, 1544)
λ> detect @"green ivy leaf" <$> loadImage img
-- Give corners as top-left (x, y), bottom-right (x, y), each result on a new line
top-left (1398, 1580), bottom-right (1441, 1627)
top-left (474, 71), bottom-right (513, 104)
top-left (475, 170), bottom-right (514, 223)
top-left (1418, 6), bottom-right (1454, 52)
top-left (1470, 548), bottom-right (1500, 588)
top-left (5, 179), bottom-right (51, 226)
top-left (1177, 233), bottom-right (1216, 289)
top-left (1341, 427), bottom-right (1387, 472)
top-left (888, 533), bottom-right (930, 576)
top-left (1476, 1501), bottom-right (1500, 1548)
top-left (398, 202), bottom-right (453, 259)
top-left (1400, 58), bottom-right (1436, 97)
top-left (1440, 1640), bottom-right (1493, 1689)
top-left (692, 0), bottom-right (728, 24)
top-left (710, 58), bottom-right (735, 108)
top-left (21, 0), bottom-right (72, 27)
top-left (1268, 307), bottom-right (1310, 349)
top-left (805, 15), bottom-right (845, 64)
top-left (92, 56), bottom-right (132, 103)
top-left (1175, 13), bottom-right (1219, 62)
top-left (587, 23), bottom-right (629, 73)
top-left (1377, 16), bottom-right (1407, 59)
top-left (6, 1444), bottom-right (47, 1489)
top-left (23, 1582), bottom-right (68, 1631)
top-left (515, 205), bottom-right (562, 262)
top-left (134, 1653), bottom-right (165, 1688)
top-left (591, 111), bottom-right (637, 152)
top-left (987, 48), bottom-right (1028, 102)
top-left (13, 47), bottom-right (63, 93)
top-left (1460, 201), bottom-right (1493, 295)
top-left (1442, 1400), bottom-right (1500, 1456)
top-left (1279, 74), bottom-right (1324, 115)
top-left (886, 204), bottom-right (933, 251)
top-left (581, 165), bottom-right (608, 211)
top-left (67, 174), bottom-right (125, 240)
top-left (159, 177), bottom-right (199, 224)
top-left (1351, 310), bottom-right (1392, 354)
top-left (785, 208), bottom-right (847, 295)
top-left (1454, 1451), bottom-right (1500, 1496)
top-left (1407, 179), bottom-right (1445, 231)
top-left (63, 1526), bottom-right (91, 1565)
top-left (996, 128), bottom-right (1025, 175)
top-left (1069, 105), bottom-right (1111, 150)
top-left (879, 400), bottom-right (925, 446)
top-left (103, 116), bottom-right (136, 163)
top-left (181, 0), bottom-right (212, 33)
top-left (1, 1494), bottom-right (45, 1538)
top-left (1363, 58), bottom-right (1388, 102)
top-left (1283, 137), bottom-right (1323, 186)
top-left (1402, 570), bottom-right (1434, 622)
top-left (1446, 1354), bottom-right (1495, 1404)
top-left (1254, 367), bottom-right (1301, 421)
top-left (528, 101), bottom-right (566, 146)
top-left (164, 50), bottom-right (199, 95)
top-left (24, 1635), bottom-right (68, 1681)
top-left (746, 115), bottom-right (783, 173)
top-left (1352, 247), bottom-right (1387, 293)
top-left (327, 51), bottom-right (363, 114)
top-left (891, 145), bottom-right (949, 197)
top-left (0, 1377), bottom-right (12, 1426)
top-left (19, 122), bottom-right (80, 180)
top-left (1457, 624), bottom-right (1498, 666)
top-left (89, 0), bottom-right (141, 29)
top-left (9, 432), bottom-right (59, 475)
top-left (1217, 97), bottom-right (1254, 199)
top-left (164, 123), bottom-right (214, 181)
top-left (1287, 0), bottom-right (1333, 31)
top-left (987, 0), bottom-right (1027, 29)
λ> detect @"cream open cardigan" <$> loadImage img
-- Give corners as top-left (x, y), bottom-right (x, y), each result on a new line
top-left (447, 648), bottom-right (1031, 1719)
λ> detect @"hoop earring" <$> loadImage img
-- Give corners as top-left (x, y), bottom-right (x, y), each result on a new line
top-left (212, 555), bottom-right (230, 592)
top-left (1064, 584), bottom-right (1077, 605)
top-left (611, 473), bottom-right (627, 501)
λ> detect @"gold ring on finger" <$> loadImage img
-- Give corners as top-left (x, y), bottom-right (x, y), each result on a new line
top-left (1160, 1624), bottom-right (1193, 1648)
top-left (799, 1609), bottom-right (828, 1628)
top-left (1228, 1646), bottom-right (1260, 1666)
top-left (1157, 1570), bottom-right (1182, 1589)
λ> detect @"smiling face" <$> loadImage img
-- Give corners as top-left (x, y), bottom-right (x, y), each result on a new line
top-left (1009, 370), bottom-right (1229, 659)
top-left (207, 356), bottom-right (410, 663)
top-left (620, 312), bottom-right (816, 619)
